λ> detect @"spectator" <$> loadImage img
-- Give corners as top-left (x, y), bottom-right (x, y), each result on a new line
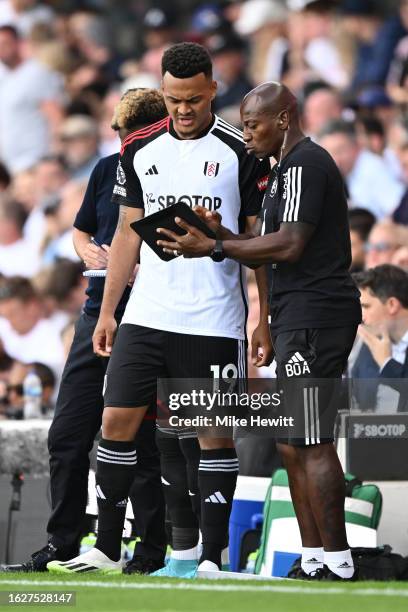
top-left (340, 0), bottom-right (406, 90)
top-left (287, 0), bottom-right (349, 89)
top-left (393, 142), bottom-right (408, 225)
top-left (0, 162), bottom-right (11, 191)
top-left (0, 194), bottom-right (41, 277)
top-left (207, 31), bottom-right (253, 120)
top-left (348, 207), bottom-right (376, 273)
top-left (0, 24), bottom-right (64, 173)
top-left (352, 265), bottom-right (408, 413)
top-left (356, 115), bottom-right (386, 156)
top-left (34, 259), bottom-right (87, 317)
top-left (31, 361), bottom-right (56, 416)
top-left (319, 119), bottom-right (405, 218)
top-left (58, 115), bottom-right (100, 181)
top-left (0, 1), bottom-right (55, 37)
top-left (234, 0), bottom-right (288, 85)
top-left (140, 7), bottom-right (178, 81)
top-left (42, 179), bottom-right (86, 263)
top-left (365, 219), bottom-right (408, 270)
top-left (23, 155), bottom-right (69, 252)
top-left (0, 276), bottom-right (65, 379)
top-left (386, 0), bottom-right (408, 105)
top-left (302, 84), bottom-right (343, 139)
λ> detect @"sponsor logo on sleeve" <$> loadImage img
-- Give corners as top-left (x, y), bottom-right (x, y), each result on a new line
top-left (117, 160), bottom-right (126, 185)
top-left (257, 175), bottom-right (269, 191)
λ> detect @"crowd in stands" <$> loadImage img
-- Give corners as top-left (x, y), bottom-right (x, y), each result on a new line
top-left (0, 0), bottom-right (407, 419)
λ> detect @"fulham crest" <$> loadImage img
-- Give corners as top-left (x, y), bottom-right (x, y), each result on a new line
top-left (204, 161), bottom-right (220, 177)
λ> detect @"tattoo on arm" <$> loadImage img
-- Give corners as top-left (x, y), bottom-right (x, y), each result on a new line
top-left (117, 207), bottom-right (127, 233)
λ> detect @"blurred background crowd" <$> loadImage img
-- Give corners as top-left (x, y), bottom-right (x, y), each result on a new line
top-left (0, 0), bottom-right (407, 419)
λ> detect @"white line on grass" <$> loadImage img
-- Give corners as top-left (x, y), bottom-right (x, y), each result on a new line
top-left (0, 579), bottom-right (407, 597)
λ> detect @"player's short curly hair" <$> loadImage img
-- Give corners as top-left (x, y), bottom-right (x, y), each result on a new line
top-left (111, 88), bottom-right (167, 131)
top-left (161, 42), bottom-right (212, 79)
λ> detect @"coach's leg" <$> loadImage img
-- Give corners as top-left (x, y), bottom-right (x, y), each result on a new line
top-left (277, 442), bottom-right (324, 575)
top-left (297, 443), bottom-right (353, 578)
top-left (94, 406), bottom-right (148, 561)
top-left (197, 436), bottom-right (238, 569)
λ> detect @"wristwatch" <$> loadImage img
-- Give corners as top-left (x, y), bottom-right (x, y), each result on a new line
top-left (210, 239), bottom-right (225, 262)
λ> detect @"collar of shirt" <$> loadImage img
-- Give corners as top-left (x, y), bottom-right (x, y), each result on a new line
top-left (392, 329), bottom-right (408, 364)
top-left (168, 114), bottom-right (216, 141)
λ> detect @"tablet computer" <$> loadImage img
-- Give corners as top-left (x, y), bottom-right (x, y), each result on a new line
top-left (130, 201), bottom-right (216, 261)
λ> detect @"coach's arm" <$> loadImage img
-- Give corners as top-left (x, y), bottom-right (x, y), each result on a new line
top-left (93, 205), bottom-right (143, 357)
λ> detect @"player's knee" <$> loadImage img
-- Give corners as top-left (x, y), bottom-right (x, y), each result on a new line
top-left (198, 437), bottom-right (235, 450)
top-left (102, 406), bottom-right (141, 440)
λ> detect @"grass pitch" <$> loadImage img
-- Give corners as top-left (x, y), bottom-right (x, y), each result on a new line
top-left (0, 572), bottom-right (407, 612)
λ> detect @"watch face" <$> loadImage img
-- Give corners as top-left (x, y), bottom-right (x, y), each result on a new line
top-left (212, 251), bottom-right (225, 262)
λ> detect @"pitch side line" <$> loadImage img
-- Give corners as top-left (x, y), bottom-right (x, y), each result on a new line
top-left (0, 579), bottom-right (408, 597)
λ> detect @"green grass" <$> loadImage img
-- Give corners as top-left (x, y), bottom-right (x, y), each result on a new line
top-left (0, 572), bottom-right (407, 612)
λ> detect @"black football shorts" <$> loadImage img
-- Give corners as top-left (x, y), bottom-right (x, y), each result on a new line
top-left (103, 324), bottom-right (247, 408)
top-left (272, 326), bottom-right (357, 446)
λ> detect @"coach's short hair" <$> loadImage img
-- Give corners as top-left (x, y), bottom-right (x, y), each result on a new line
top-left (111, 88), bottom-right (167, 131)
top-left (161, 42), bottom-right (212, 79)
top-left (353, 264), bottom-right (408, 308)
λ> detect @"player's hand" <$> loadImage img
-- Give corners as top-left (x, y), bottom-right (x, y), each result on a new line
top-left (156, 217), bottom-right (215, 258)
top-left (358, 324), bottom-right (392, 369)
top-left (83, 243), bottom-right (110, 269)
top-left (193, 206), bottom-right (223, 235)
top-left (251, 320), bottom-right (274, 367)
top-left (93, 315), bottom-right (117, 357)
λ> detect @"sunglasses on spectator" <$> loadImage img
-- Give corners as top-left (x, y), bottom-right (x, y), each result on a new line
top-left (364, 242), bottom-right (395, 253)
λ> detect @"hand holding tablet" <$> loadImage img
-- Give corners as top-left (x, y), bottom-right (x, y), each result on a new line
top-left (130, 202), bottom-right (216, 261)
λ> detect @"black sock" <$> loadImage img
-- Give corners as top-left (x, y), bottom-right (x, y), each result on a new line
top-left (94, 439), bottom-right (137, 561)
top-left (198, 448), bottom-right (239, 568)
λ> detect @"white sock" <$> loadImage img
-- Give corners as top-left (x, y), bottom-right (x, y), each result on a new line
top-left (324, 549), bottom-right (354, 579)
top-left (171, 546), bottom-right (199, 561)
top-left (301, 547), bottom-right (324, 575)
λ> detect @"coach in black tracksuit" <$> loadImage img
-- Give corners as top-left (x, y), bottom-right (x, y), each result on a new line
top-left (158, 82), bottom-right (362, 581)
top-left (4, 89), bottom-right (168, 574)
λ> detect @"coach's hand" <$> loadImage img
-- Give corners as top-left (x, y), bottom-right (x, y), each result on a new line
top-left (83, 243), bottom-right (110, 269)
top-left (93, 316), bottom-right (117, 357)
top-left (251, 320), bottom-right (274, 367)
top-left (193, 206), bottom-right (222, 235)
top-left (157, 217), bottom-right (215, 258)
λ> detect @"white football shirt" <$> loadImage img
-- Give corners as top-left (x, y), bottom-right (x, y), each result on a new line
top-left (111, 115), bottom-right (269, 340)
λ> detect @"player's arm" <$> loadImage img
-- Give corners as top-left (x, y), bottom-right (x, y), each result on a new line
top-left (93, 146), bottom-right (145, 357)
top-left (158, 163), bottom-right (323, 265)
top-left (93, 205), bottom-right (143, 356)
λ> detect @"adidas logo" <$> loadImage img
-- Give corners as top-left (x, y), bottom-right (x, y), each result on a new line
top-left (145, 164), bottom-right (158, 175)
top-left (115, 498), bottom-right (128, 507)
top-left (285, 352), bottom-right (311, 377)
top-left (338, 562), bottom-right (352, 568)
top-left (205, 491), bottom-right (227, 504)
top-left (304, 558), bottom-right (321, 564)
